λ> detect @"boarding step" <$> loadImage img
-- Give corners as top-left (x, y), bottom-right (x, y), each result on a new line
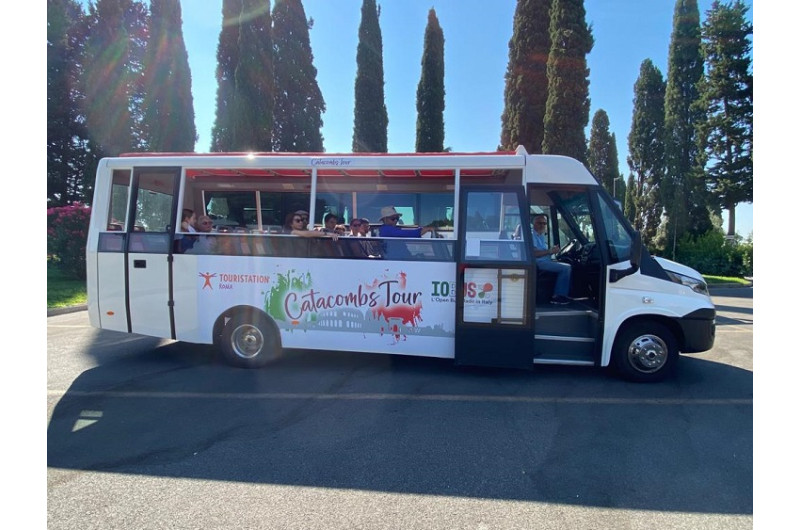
top-left (533, 305), bottom-right (599, 364)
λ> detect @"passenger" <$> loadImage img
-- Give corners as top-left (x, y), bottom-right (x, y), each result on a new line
top-left (378, 206), bottom-right (434, 237)
top-left (185, 215), bottom-right (216, 254)
top-left (532, 214), bottom-right (572, 305)
top-left (294, 210), bottom-right (310, 230)
top-left (181, 209), bottom-right (197, 232)
top-left (283, 213), bottom-right (339, 240)
top-left (319, 212), bottom-right (339, 234)
top-left (349, 218), bottom-right (369, 237)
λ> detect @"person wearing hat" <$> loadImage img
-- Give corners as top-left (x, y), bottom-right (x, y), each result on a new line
top-left (378, 206), bottom-right (434, 238)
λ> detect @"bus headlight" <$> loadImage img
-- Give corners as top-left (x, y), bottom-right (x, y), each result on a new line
top-left (665, 270), bottom-right (709, 296)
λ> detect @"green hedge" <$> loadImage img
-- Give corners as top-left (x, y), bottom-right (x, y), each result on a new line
top-left (674, 230), bottom-right (753, 277)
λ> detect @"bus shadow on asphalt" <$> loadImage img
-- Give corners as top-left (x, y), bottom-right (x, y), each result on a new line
top-left (48, 341), bottom-right (752, 515)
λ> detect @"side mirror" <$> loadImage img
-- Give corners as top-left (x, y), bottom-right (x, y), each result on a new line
top-left (610, 231), bottom-right (641, 283)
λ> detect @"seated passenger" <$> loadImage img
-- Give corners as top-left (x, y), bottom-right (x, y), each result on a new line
top-left (186, 215), bottom-right (216, 254)
top-left (532, 214), bottom-right (572, 305)
top-left (377, 206), bottom-right (434, 237)
top-left (283, 213), bottom-right (339, 240)
top-left (318, 212), bottom-right (340, 234)
top-left (349, 217), bottom-right (370, 237)
top-left (181, 209), bottom-right (197, 233)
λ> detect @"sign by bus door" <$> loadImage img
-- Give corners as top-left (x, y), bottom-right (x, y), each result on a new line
top-left (454, 186), bottom-right (537, 368)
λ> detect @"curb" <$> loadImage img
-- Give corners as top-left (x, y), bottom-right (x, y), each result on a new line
top-left (47, 305), bottom-right (88, 317)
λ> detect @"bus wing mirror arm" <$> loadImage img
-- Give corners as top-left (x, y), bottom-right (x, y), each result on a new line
top-left (609, 231), bottom-right (642, 283)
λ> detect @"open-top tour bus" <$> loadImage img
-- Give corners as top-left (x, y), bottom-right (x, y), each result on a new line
top-left (86, 146), bottom-right (715, 382)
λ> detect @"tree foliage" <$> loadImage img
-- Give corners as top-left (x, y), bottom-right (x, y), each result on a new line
top-left (500, 0), bottom-right (551, 153)
top-left (415, 8), bottom-right (445, 153)
top-left (230, 0), bottom-right (274, 151)
top-left (210, 0), bottom-right (242, 151)
top-left (542, 0), bottom-right (593, 163)
top-left (588, 109), bottom-right (622, 196)
top-left (141, 0), bottom-right (196, 152)
top-left (696, 0), bottom-right (753, 236)
top-left (352, 0), bottom-right (388, 152)
top-left (48, 0), bottom-right (89, 206)
top-left (82, 0), bottom-right (142, 157)
top-left (663, 0), bottom-right (710, 256)
top-left (627, 59), bottom-right (666, 248)
top-left (272, 0), bottom-right (325, 152)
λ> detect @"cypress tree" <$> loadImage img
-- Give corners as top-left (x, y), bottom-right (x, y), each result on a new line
top-left (82, 0), bottom-right (137, 157)
top-left (141, 0), bottom-right (196, 152)
top-left (542, 0), bottom-right (593, 163)
top-left (623, 173), bottom-right (636, 224)
top-left (210, 0), bottom-right (243, 151)
top-left (272, 0), bottom-right (325, 152)
top-left (696, 0), bottom-right (752, 237)
top-left (230, 0), bottom-right (274, 151)
top-left (352, 0), bottom-right (388, 152)
top-left (627, 59), bottom-right (666, 249)
top-left (48, 0), bottom-right (88, 205)
top-left (588, 110), bottom-right (622, 195)
top-left (499, 0), bottom-right (550, 153)
top-left (415, 8), bottom-right (445, 153)
top-left (663, 0), bottom-right (709, 257)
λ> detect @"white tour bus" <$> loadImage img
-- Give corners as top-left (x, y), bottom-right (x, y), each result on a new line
top-left (86, 146), bottom-right (715, 382)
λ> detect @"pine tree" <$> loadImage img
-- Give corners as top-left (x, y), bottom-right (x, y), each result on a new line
top-left (272, 0), bottom-right (325, 152)
top-left (542, 0), bottom-right (593, 163)
top-left (352, 0), bottom-right (388, 152)
top-left (415, 8), bottom-right (445, 153)
top-left (210, 0), bottom-right (243, 151)
top-left (663, 0), bottom-right (709, 257)
top-left (499, 0), bottom-right (551, 153)
top-left (696, 0), bottom-right (752, 236)
top-left (587, 110), bottom-right (622, 196)
top-left (48, 0), bottom-right (88, 205)
top-left (141, 0), bottom-right (196, 152)
top-left (230, 0), bottom-right (274, 151)
top-left (627, 59), bottom-right (666, 249)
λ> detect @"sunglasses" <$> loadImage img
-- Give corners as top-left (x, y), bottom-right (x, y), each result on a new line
top-left (292, 218), bottom-right (303, 223)
top-left (387, 216), bottom-right (400, 221)
top-left (351, 222), bottom-right (362, 227)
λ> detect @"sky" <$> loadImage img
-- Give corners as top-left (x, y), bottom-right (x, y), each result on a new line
top-left (178, 0), bottom-right (753, 237)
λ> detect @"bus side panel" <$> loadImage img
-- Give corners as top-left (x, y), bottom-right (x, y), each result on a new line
top-left (172, 253), bottom-right (457, 358)
top-left (96, 252), bottom-right (129, 333)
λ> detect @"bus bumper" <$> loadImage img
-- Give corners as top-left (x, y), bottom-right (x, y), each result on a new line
top-left (677, 308), bottom-right (716, 353)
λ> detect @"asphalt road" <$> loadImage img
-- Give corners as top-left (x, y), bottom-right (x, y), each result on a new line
top-left (47, 288), bottom-right (753, 530)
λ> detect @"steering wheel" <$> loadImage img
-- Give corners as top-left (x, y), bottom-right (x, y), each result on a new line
top-left (555, 238), bottom-right (580, 260)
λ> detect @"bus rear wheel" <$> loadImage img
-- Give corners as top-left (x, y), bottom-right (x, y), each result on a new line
top-left (219, 312), bottom-right (281, 368)
top-left (612, 321), bottom-right (678, 383)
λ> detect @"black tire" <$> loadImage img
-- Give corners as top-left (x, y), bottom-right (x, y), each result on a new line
top-left (612, 321), bottom-right (678, 383)
top-left (219, 312), bottom-right (282, 368)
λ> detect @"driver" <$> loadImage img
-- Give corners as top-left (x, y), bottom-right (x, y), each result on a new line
top-left (532, 214), bottom-right (572, 305)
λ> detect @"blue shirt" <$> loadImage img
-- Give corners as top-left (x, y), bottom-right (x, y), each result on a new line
top-left (533, 231), bottom-right (550, 262)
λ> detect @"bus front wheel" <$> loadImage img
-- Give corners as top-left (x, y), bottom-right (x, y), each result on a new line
top-left (612, 321), bottom-right (678, 383)
top-left (219, 312), bottom-right (281, 368)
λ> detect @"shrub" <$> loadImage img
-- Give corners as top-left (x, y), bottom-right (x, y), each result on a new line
top-left (675, 230), bottom-right (753, 277)
top-left (47, 203), bottom-right (91, 280)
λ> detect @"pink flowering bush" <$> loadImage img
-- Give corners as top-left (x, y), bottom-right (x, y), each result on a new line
top-left (47, 203), bottom-right (91, 280)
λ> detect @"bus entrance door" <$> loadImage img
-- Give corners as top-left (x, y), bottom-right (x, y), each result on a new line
top-left (454, 187), bottom-right (537, 369)
top-left (125, 168), bottom-right (180, 339)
